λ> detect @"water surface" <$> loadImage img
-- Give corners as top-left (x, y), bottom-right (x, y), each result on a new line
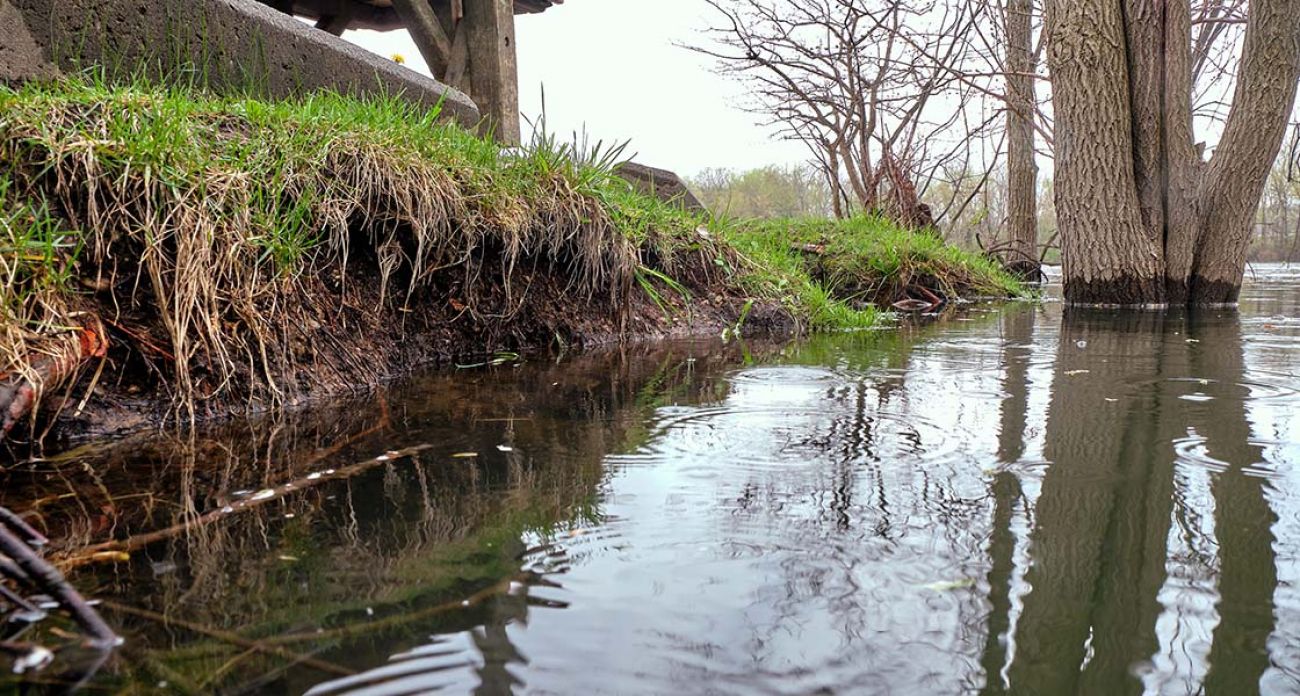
top-left (4, 265), bottom-right (1300, 694)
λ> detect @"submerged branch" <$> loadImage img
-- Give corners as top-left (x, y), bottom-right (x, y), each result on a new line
top-left (0, 510), bottom-right (119, 646)
top-left (56, 438), bottom-right (431, 570)
top-left (102, 601), bottom-right (353, 678)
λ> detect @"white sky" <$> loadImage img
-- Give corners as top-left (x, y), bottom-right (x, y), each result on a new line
top-left (343, 0), bottom-right (811, 176)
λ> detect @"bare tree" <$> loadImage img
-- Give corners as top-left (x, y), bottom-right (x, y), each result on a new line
top-left (691, 0), bottom-right (996, 229)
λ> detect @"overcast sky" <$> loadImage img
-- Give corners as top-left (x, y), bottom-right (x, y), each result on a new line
top-left (344, 0), bottom-right (810, 176)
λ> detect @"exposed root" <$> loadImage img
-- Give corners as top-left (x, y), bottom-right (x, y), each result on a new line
top-left (1, 318), bottom-right (107, 439)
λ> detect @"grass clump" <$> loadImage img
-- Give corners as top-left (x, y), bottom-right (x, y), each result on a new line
top-left (0, 77), bottom-right (724, 416)
top-left (722, 216), bottom-right (1025, 326)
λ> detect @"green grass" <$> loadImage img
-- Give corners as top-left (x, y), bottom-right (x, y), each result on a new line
top-left (0, 76), bottom-right (1024, 417)
top-left (721, 216), bottom-right (1025, 329)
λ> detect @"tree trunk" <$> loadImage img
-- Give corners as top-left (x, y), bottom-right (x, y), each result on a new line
top-left (1045, 0), bottom-right (1300, 305)
top-left (1004, 0), bottom-right (1040, 280)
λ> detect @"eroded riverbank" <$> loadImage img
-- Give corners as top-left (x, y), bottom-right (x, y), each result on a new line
top-left (0, 79), bottom-right (1021, 445)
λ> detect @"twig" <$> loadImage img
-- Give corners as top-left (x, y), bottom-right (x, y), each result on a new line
top-left (0, 507), bottom-right (48, 546)
top-left (264, 575), bottom-right (517, 647)
top-left (0, 581), bottom-right (42, 616)
top-left (57, 442), bottom-right (429, 570)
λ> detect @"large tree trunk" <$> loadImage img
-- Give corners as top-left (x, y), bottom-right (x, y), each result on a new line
top-left (1046, 0), bottom-right (1300, 305)
top-left (1004, 0), bottom-right (1040, 280)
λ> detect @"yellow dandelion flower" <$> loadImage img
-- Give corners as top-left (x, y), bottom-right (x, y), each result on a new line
top-left (391, 53), bottom-right (406, 65)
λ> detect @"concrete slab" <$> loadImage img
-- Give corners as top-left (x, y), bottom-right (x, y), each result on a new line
top-left (0, 0), bottom-right (479, 126)
top-left (615, 162), bottom-right (708, 214)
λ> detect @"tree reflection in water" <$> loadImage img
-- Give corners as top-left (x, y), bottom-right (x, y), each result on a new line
top-left (1004, 307), bottom-right (1279, 695)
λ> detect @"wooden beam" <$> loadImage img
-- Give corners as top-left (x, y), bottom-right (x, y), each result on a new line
top-left (463, 0), bottom-right (520, 144)
top-left (314, 3), bottom-right (355, 36)
top-left (445, 24), bottom-right (470, 88)
top-left (390, 0), bottom-right (454, 75)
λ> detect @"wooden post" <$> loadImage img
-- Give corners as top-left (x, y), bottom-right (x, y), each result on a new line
top-left (463, 0), bottom-right (520, 144)
top-left (391, 0), bottom-right (520, 145)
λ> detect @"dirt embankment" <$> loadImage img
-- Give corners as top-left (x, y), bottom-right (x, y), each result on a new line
top-left (0, 82), bottom-right (800, 448)
top-left (22, 251), bottom-right (784, 445)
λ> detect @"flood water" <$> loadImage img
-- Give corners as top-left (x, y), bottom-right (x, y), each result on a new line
top-left (3, 266), bottom-right (1300, 694)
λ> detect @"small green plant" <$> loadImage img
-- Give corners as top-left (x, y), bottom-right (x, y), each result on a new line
top-left (721, 298), bottom-right (754, 343)
top-left (455, 351), bottom-right (522, 369)
top-left (635, 266), bottom-right (691, 316)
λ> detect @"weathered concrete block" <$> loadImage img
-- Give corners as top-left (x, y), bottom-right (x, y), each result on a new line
top-left (0, 1), bottom-right (58, 83)
top-left (0, 0), bottom-right (479, 126)
top-left (615, 161), bottom-right (708, 214)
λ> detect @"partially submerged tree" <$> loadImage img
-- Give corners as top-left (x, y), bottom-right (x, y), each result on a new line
top-left (1046, 0), bottom-right (1300, 304)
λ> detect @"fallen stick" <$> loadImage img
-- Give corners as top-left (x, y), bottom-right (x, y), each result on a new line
top-left (0, 580), bottom-right (42, 616)
top-left (101, 601), bottom-right (352, 677)
top-left (265, 575), bottom-right (517, 647)
top-left (0, 507), bottom-right (48, 546)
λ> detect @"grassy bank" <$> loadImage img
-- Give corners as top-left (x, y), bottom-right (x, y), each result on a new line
top-left (0, 78), bottom-right (1022, 439)
top-left (724, 216), bottom-right (1024, 327)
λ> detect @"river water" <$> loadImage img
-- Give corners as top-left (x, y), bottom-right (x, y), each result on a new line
top-left (3, 266), bottom-right (1300, 694)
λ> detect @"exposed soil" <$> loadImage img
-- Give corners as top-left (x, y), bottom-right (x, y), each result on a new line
top-left (4, 248), bottom-right (791, 450)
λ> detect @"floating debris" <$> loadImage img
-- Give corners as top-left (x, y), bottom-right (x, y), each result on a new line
top-left (9, 644), bottom-right (53, 674)
top-left (920, 578), bottom-right (976, 592)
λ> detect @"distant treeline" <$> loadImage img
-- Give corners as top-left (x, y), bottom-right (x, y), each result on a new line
top-left (688, 166), bottom-right (835, 220)
top-left (1253, 144), bottom-right (1300, 263)
top-left (686, 164), bottom-right (1059, 259)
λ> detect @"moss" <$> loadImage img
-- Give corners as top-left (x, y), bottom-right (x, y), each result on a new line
top-left (0, 77), bottom-right (1024, 432)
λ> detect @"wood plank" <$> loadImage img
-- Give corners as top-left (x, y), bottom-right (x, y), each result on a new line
top-left (445, 23), bottom-right (469, 88)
